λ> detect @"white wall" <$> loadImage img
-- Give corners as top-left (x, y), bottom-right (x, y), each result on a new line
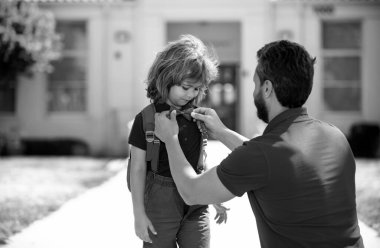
top-left (274, 2), bottom-right (380, 135)
top-left (3, 0), bottom-right (379, 156)
top-left (363, 16), bottom-right (380, 123)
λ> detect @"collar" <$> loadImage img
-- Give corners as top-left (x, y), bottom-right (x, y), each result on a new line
top-left (155, 102), bottom-right (171, 112)
top-left (263, 107), bottom-right (308, 134)
top-left (154, 101), bottom-right (195, 112)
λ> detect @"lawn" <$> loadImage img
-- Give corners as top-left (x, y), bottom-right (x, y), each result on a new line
top-left (0, 157), bottom-right (378, 245)
top-left (355, 159), bottom-right (380, 235)
top-left (0, 157), bottom-right (121, 244)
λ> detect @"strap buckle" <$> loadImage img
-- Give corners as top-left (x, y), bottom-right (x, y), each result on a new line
top-left (145, 131), bottom-right (155, 143)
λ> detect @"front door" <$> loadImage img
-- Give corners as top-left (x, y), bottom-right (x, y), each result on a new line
top-left (167, 21), bottom-right (241, 132)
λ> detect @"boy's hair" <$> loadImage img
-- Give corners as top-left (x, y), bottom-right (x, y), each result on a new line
top-left (146, 34), bottom-right (219, 104)
top-left (256, 40), bottom-right (316, 108)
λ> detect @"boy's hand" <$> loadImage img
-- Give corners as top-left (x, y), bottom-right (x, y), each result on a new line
top-left (134, 213), bottom-right (157, 243)
top-left (155, 110), bottom-right (179, 142)
top-left (212, 203), bottom-right (230, 224)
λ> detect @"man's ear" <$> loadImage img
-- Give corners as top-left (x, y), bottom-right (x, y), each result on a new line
top-left (263, 80), bottom-right (274, 98)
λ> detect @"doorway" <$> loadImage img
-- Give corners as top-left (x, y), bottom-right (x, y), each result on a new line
top-left (167, 22), bottom-right (241, 131)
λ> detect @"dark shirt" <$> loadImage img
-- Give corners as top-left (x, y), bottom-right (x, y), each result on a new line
top-left (217, 108), bottom-right (363, 248)
top-left (128, 102), bottom-right (201, 177)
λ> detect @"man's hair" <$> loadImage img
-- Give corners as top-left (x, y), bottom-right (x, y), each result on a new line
top-left (146, 34), bottom-right (219, 104)
top-left (256, 40), bottom-right (316, 108)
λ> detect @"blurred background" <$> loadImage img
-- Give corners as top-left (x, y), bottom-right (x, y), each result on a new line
top-left (1, 0), bottom-right (380, 246)
top-left (1, 0), bottom-right (380, 158)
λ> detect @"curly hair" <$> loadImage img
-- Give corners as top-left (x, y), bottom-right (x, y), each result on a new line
top-left (256, 40), bottom-right (316, 108)
top-left (146, 34), bottom-right (219, 104)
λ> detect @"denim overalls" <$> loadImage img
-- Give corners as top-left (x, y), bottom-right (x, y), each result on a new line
top-left (143, 171), bottom-right (210, 248)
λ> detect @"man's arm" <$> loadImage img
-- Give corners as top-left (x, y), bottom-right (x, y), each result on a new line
top-left (191, 107), bottom-right (248, 151)
top-left (155, 110), bottom-right (235, 205)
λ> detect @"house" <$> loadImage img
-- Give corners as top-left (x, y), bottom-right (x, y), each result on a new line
top-left (1, 0), bottom-right (379, 157)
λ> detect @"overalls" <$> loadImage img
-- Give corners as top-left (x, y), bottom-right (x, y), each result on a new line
top-left (143, 171), bottom-right (210, 248)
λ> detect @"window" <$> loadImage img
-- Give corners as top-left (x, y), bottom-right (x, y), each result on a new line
top-left (0, 82), bottom-right (16, 113)
top-left (322, 21), bottom-right (362, 112)
top-left (47, 21), bottom-right (87, 112)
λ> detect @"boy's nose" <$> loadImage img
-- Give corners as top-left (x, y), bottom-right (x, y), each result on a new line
top-left (187, 90), bottom-right (198, 99)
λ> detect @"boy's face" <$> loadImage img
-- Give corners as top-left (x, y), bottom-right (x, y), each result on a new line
top-left (166, 80), bottom-right (203, 108)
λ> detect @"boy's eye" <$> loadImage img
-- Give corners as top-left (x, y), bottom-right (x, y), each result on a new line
top-left (181, 85), bottom-right (201, 91)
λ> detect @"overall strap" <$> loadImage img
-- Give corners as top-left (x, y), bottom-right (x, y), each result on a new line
top-left (168, 103), bottom-right (208, 173)
top-left (196, 120), bottom-right (208, 173)
top-left (141, 103), bottom-right (160, 173)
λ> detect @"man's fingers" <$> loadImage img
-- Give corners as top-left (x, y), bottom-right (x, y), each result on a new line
top-left (192, 107), bottom-right (208, 114)
top-left (191, 112), bottom-right (206, 122)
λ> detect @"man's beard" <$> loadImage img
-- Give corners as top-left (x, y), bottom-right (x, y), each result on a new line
top-left (254, 91), bottom-right (269, 123)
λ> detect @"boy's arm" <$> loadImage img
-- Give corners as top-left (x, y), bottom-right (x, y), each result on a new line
top-left (130, 145), bottom-right (156, 242)
top-left (130, 145), bottom-right (147, 215)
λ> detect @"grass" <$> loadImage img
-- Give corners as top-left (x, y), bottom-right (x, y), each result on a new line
top-left (355, 159), bottom-right (380, 235)
top-left (0, 157), bottom-right (121, 244)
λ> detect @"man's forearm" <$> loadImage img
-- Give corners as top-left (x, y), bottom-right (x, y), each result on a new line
top-left (164, 135), bottom-right (198, 204)
top-left (214, 127), bottom-right (249, 151)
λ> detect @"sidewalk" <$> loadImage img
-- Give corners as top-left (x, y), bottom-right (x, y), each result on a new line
top-left (3, 141), bottom-right (380, 248)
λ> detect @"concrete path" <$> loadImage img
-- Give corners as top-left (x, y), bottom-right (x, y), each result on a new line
top-left (3, 141), bottom-right (379, 248)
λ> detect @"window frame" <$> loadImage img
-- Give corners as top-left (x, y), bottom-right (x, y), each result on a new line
top-left (0, 82), bottom-right (16, 115)
top-left (321, 19), bottom-right (363, 114)
top-left (46, 19), bottom-right (89, 114)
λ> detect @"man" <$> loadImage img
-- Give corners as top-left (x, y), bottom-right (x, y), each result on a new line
top-left (154, 40), bottom-right (364, 247)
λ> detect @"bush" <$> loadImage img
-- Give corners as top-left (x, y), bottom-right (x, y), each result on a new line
top-left (0, 0), bottom-right (61, 84)
top-left (348, 123), bottom-right (380, 158)
top-left (21, 138), bottom-right (90, 156)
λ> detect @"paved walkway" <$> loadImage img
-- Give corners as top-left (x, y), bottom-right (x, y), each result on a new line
top-left (3, 141), bottom-right (380, 248)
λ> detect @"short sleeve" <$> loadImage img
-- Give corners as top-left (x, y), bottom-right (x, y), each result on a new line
top-left (128, 112), bottom-right (146, 150)
top-left (216, 141), bottom-right (269, 197)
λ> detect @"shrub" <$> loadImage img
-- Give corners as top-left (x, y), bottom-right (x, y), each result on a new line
top-left (0, 0), bottom-right (61, 85)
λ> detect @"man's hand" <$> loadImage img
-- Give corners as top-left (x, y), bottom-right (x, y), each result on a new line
top-left (154, 110), bottom-right (178, 143)
top-left (191, 107), bottom-right (226, 139)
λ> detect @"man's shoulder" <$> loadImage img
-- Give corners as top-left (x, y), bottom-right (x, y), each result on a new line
top-left (234, 138), bottom-right (271, 158)
top-left (307, 117), bottom-right (347, 138)
top-left (248, 133), bottom-right (280, 147)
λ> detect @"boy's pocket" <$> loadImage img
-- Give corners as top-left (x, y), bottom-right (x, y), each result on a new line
top-left (145, 184), bottom-right (182, 221)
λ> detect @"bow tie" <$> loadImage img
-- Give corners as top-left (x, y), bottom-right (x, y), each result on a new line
top-left (169, 106), bottom-right (194, 121)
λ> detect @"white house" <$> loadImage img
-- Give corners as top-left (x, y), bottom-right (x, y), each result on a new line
top-left (1, 0), bottom-right (380, 156)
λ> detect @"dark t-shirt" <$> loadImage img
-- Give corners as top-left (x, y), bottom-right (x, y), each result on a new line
top-left (217, 108), bottom-right (364, 248)
top-left (128, 102), bottom-right (201, 177)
